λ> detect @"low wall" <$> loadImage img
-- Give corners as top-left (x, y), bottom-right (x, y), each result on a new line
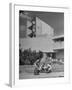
top-left (19, 62), bottom-right (64, 74)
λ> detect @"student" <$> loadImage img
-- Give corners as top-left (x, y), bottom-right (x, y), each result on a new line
top-left (39, 53), bottom-right (47, 70)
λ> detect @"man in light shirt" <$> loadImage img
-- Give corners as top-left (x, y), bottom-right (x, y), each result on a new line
top-left (39, 53), bottom-right (47, 70)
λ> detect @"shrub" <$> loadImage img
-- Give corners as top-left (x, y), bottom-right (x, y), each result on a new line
top-left (19, 48), bottom-right (43, 65)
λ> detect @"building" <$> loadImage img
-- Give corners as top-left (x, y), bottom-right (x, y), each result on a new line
top-left (19, 11), bottom-right (64, 61)
top-left (52, 35), bottom-right (64, 61)
top-left (19, 11), bottom-right (54, 53)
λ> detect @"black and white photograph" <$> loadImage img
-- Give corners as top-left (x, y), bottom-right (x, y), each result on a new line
top-left (19, 10), bottom-right (64, 79)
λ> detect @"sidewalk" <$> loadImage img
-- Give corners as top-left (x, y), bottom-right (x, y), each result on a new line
top-left (19, 71), bottom-right (64, 79)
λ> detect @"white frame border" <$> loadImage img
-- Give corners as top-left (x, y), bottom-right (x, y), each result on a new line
top-left (9, 3), bottom-right (70, 87)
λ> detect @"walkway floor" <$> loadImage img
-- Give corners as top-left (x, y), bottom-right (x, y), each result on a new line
top-left (19, 71), bottom-right (64, 79)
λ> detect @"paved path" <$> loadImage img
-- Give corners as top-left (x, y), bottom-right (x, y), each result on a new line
top-left (19, 72), bottom-right (64, 79)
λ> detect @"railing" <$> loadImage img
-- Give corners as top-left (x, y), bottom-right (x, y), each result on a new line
top-left (53, 41), bottom-right (64, 50)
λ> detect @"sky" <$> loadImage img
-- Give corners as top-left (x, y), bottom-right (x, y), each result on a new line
top-left (22, 11), bottom-right (64, 36)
